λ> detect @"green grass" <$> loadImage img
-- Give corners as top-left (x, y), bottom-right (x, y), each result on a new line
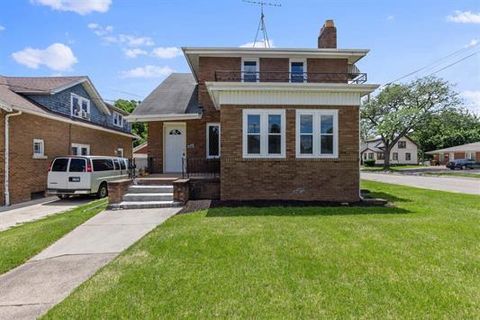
top-left (44, 183), bottom-right (480, 319)
top-left (0, 198), bottom-right (106, 275)
top-left (423, 171), bottom-right (480, 179)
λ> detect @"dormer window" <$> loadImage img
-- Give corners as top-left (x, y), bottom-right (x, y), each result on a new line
top-left (113, 111), bottom-right (124, 128)
top-left (242, 58), bottom-right (259, 82)
top-left (71, 93), bottom-right (90, 120)
top-left (290, 59), bottom-right (307, 83)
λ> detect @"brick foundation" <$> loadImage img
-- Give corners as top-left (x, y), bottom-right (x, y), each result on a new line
top-left (108, 179), bottom-right (132, 204)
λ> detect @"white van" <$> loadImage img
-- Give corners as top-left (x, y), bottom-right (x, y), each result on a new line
top-left (47, 156), bottom-right (130, 199)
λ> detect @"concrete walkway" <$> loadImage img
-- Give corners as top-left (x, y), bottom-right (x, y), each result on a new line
top-left (0, 207), bottom-right (180, 319)
top-left (0, 197), bottom-right (92, 231)
top-left (362, 172), bottom-right (480, 195)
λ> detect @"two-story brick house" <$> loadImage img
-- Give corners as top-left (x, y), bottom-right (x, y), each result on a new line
top-left (0, 76), bottom-right (135, 206)
top-left (128, 20), bottom-right (379, 202)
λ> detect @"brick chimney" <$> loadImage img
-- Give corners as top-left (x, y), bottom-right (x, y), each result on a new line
top-left (318, 20), bottom-right (337, 48)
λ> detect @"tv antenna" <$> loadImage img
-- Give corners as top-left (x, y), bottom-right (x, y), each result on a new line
top-left (242, 0), bottom-right (281, 48)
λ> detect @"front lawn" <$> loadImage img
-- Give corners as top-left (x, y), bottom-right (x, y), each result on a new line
top-left (0, 198), bottom-right (106, 275)
top-left (44, 182), bottom-right (480, 319)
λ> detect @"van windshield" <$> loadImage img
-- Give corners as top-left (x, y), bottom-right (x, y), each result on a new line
top-left (51, 158), bottom-right (69, 172)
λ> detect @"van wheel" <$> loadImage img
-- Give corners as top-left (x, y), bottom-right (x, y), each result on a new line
top-left (461, 165), bottom-right (467, 170)
top-left (58, 194), bottom-right (69, 200)
top-left (97, 183), bottom-right (108, 199)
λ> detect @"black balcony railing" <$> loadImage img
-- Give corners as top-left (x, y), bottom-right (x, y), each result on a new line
top-left (214, 71), bottom-right (367, 84)
top-left (182, 157), bottom-right (220, 178)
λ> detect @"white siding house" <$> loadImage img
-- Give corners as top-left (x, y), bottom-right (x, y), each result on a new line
top-left (361, 137), bottom-right (418, 165)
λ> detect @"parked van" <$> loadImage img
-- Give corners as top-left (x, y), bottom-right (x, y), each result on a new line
top-left (47, 156), bottom-right (130, 199)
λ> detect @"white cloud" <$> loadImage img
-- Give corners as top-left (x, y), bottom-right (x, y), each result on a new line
top-left (11, 43), bottom-right (78, 71)
top-left (88, 23), bottom-right (113, 36)
top-left (0, 25), bottom-right (5, 31)
top-left (151, 47), bottom-right (182, 59)
top-left (467, 39), bottom-right (479, 48)
top-left (240, 40), bottom-right (275, 48)
top-left (124, 48), bottom-right (147, 58)
top-left (120, 65), bottom-right (175, 78)
top-left (117, 34), bottom-right (154, 47)
top-left (463, 90), bottom-right (480, 108)
top-left (447, 10), bottom-right (480, 24)
top-left (31, 0), bottom-right (111, 15)
top-left (88, 23), bottom-right (154, 48)
top-left (387, 15), bottom-right (395, 21)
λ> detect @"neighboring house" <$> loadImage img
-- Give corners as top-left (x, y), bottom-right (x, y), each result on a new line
top-left (426, 142), bottom-right (480, 164)
top-left (0, 76), bottom-right (135, 206)
top-left (361, 137), bottom-right (418, 165)
top-left (127, 20), bottom-right (379, 202)
top-left (133, 142), bottom-right (148, 170)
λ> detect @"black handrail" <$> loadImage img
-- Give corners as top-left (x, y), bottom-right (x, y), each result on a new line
top-left (214, 71), bottom-right (367, 84)
top-left (182, 156), bottom-right (220, 178)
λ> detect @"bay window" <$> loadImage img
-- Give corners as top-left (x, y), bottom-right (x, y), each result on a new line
top-left (296, 110), bottom-right (338, 158)
top-left (243, 109), bottom-right (285, 158)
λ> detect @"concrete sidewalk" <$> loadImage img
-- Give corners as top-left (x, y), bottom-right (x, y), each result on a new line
top-left (0, 207), bottom-right (180, 319)
top-left (0, 197), bottom-right (92, 231)
top-left (362, 172), bottom-right (480, 195)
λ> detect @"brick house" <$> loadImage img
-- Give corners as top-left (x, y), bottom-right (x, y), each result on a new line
top-left (0, 76), bottom-right (135, 206)
top-left (361, 136), bottom-right (419, 165)
top-left (127, 20), bottom-right (379, 202)
top-left (426, 142), bottom-right (480, 164)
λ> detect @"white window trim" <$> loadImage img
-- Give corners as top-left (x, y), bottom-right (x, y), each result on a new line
top-left (113, 111), bottom-right (124, 128)
top-left (242, 109), bottom-right (286, 159)
top-left (206, 123), bottom-right (221, 159)
top-left (71, 143), bottom-right (91, 156)
top-left (70, 93), bottom-right (91, 119)
top-left (32, 139), bottom-right (47, 159)
top-left (241, 57), bottom-right (260, 83)
top-left (295, 109), bottom-right (339, 159)
top-left (289, 58), bottom-right (307, 83)
top-left (116, 148), bottom-right (124, 157)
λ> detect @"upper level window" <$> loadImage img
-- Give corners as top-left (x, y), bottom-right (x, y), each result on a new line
top-left (242, 59), bottom-right (259, 82)
top-left (398, 141), bottom-right (407, 149)
top-left (71, 93), bottom-right (90, 120)
top-left (206, 123), bottom-right (220, 158)
top-left (243, 109), bottom-right (285, 158)
top-left (71, 143), bottom-right (90, 156)
top-left (290, 59), bottom-right (306, 83)
top-left (296, 110), bottom-right (338, 158)
top-left (113, 111), bottom-right (124, 128)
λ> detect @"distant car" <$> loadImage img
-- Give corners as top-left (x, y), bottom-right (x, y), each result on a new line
top-left (446, 159), bottom-right (480, 170)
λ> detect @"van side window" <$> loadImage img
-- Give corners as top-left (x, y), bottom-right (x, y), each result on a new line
top-left (113, 159), bottom-right (120, 170)
top-left (92, 159), bottom-right (114, 171)
top-left (52, 158), bottom-right (69, 172)
top-left (69, 159), bottom-right (86, 172)
top-left (120, 160), bottom-right (126, 170)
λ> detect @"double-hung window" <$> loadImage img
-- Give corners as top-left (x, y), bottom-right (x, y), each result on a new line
top-left (242, 59), bottom-right (259, 82)
top-left (296, 110), bottom-right (338, 158)
top-left (398, 141), bottom-right (406, 149)
top-left (33, 139), bottom-right (45, 159)
top-left (71, 93), bottom-right (90, 120)
top-left (243, 109), bottom-right (285, 158)
top-left (290, 59), bottom-right (306, 83)
top-left (206, 123), bottom-right (220, 158)
top-left (71, 143), bottom-right (90, 156)
top-left (113, 112), bottom-right (124, 128)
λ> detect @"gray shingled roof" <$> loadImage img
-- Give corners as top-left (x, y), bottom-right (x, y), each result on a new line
top-left (426, 142), bottom-right (480, 154)
top-left (4, 76), bottom-right (86, 94)
top-left (131, 73), bottom-right (201, 116)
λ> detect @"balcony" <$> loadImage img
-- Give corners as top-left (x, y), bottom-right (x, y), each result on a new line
top-left (214, 71), bottom-right (367, 84)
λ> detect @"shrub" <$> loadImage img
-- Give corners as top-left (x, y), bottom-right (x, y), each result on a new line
top-left (364, 159), bottom-right (376, 167)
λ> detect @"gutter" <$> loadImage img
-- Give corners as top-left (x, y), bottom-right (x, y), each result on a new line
top-left (4, 110), bottom-right (22, 206)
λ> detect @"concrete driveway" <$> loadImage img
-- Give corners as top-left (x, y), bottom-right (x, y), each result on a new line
top-left (362, 172), bottom-right (480, 195)
top-left (0, 197), bottom-right (92, 232)
top-left (0, 207), bottom-right (180, 319)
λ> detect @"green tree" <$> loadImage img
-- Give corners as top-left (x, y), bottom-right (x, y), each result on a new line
top-left (114, 99), bottom-right (147, 147)
top-left (361, 77), bottom-right (459, 169)
top-left (411, 107), bottom-right (480, 158)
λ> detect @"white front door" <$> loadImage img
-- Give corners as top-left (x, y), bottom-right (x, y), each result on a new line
top-left (164, 123), bottom-right (186, 172)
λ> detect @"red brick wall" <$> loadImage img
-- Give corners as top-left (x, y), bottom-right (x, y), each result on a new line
top-left (259, 58), bottom-right (289, 82)
top-left (4, 112), bottom-right (132, 205)
top-left (220, 105), bottom-right (359, 202)
top-left (454, 152), bottom-right (465, 160)
top-left (307, 58), bottom-right (348, 83)
top-left (0, 112), bottom-right (5, 205)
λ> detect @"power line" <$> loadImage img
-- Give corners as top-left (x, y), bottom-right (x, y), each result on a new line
top-left (424, 50), bottom-right (479, 77)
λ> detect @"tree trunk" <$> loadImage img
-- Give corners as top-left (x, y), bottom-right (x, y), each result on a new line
top-left (383, 148), bottom-right (391, 170)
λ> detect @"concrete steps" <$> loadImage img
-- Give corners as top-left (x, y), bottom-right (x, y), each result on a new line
top-left (114, 180), bottom-right (181, 210)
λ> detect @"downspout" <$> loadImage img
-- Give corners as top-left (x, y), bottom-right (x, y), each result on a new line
top-left (4, 110), bottom-right (22, 206)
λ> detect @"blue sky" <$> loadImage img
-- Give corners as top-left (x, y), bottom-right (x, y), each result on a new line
top-left (0, 0), bottom-right (479, 112)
